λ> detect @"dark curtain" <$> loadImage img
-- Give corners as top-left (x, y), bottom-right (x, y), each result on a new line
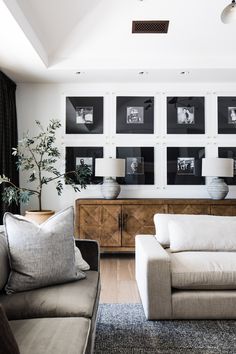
top-left (0, 71), bottom-right (19, 223)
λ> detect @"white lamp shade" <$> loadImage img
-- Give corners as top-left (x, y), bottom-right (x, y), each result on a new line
top-left (202, 158), bottom-right (234, 177)
top-left (221, 1), bottom-right (236, 23)
top-left (95, 158), bottom-right (125, 177)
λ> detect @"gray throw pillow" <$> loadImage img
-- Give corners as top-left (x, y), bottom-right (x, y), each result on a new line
top-left (4, 207), bottom-right (85, 294)
top-left (1, 225), bottom-right (89, 273)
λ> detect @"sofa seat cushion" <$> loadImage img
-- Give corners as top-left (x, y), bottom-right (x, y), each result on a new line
top-left (0, 271), bottom-right (99, 320)
top-left (10, 317), bottom-right (90, 354)
top-left (169, 251), bottom-right (236, 289)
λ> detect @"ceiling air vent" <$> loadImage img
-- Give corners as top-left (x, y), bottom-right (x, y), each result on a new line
top-left (132, 20), bottom-right (169, 34)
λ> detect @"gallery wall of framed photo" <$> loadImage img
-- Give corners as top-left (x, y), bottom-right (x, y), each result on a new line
top-left (61, 90), bottom-right (236, 199)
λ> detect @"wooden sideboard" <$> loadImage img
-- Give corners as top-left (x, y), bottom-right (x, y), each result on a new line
top-left (75, 198), bottom-right (236, 253)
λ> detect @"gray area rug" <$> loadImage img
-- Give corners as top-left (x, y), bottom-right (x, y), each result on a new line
top-left (94, 304), bottom-right (236, 354)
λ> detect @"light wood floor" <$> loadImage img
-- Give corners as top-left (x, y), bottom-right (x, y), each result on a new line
top-left (100, 254), bottom-right (141, 303)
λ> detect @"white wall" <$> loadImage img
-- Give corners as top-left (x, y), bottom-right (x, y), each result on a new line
top-left (16, 82), bottom-right (236, 212)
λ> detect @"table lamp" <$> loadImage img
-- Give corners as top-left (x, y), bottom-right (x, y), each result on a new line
top-left (95, 158), bottom-right (125, 199)
top-left (202, 158), bottom-right (234, 200)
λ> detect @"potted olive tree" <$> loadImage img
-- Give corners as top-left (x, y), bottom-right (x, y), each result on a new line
top-left (0, 119), bottom-right (91, 223)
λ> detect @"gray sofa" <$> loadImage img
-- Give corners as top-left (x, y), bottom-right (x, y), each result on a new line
top-left (0, 236), bottom-right (100, 354)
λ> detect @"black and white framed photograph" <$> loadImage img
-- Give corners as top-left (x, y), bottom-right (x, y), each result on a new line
top-left (127, 107), bottom-right (144, 124)
top-left (228, 107), bottom-right (236, 125)
top-left (66, 96), bottom-right (103, 134)
top-left (116, 147), bottom-right (154, 185)
top-left (66, 146), bottom-right (103, 184)
top-left (116, 96), bottom-right (154, 134)
top-left (177, 107), bottom-right (195, 125)
top-left (177, 157), bottom-right (195, 175)
top-left (218, 147), bottom-right (236, 184)
top-left (218, 97), bottom-right (236, 134)
top-left (76, 107), bottom-right (93, 124)
top-left (167, 147), bottom-right (205, 185)
top-left (167, 96), bottom-right (205, 134)
top-left (76, 157), bottom-right (93, 173)
top-left (126, 157), bottom-right (144, 175)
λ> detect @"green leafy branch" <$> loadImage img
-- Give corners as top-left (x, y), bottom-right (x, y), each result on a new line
top-left (0, 119), bottom-right (92, 211)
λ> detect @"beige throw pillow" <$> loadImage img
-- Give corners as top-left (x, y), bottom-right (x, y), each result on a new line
top-left (74, 243), bottom-right (90, 271)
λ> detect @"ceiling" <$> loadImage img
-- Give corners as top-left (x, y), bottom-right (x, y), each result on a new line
top-left (1, 0), bottom-right (236, 83)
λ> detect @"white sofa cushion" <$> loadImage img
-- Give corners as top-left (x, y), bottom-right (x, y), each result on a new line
top-left (154, 214), bottom-right (176, 247)
top-left (169, 250), bottom-right (236, 289)
top-left (154, 214), bottom-right (196, 247)
top-left (168, 214), bottom-right (236, 252)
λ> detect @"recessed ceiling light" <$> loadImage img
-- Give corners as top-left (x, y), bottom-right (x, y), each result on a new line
top-left (138, 71), bottom-right (149, 75)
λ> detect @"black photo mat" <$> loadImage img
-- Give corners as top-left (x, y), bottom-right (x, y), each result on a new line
top-left (66, 97), bottom-right (103, 134)
top-left (167, 147), bottom-right (205, 185)
top-left (218, 147), bottom-right (236, 185)
top-left (167, 97), bottom-right (205, 134)
top-left (66, 147), bottom-right (103, 184)
top-left (218, 97), bottom-right (236, 134)
top-left (116, 147), bottom-right (154, 185)
top-left (116, 96), bottom-right (154, 134)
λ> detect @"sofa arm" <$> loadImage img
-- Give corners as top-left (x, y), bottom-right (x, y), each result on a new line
top-left (135, 235), bottom-right (172, 320)
top-left (0, 305), bottom-right (20, 354)
top-left (75, 239), bottom-right (100, 272)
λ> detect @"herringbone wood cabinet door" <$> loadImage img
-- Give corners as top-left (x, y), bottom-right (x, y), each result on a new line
top-left (79, 205), bottom-right (121, 247)
top-left (122, 205), bottom-right (166, 247)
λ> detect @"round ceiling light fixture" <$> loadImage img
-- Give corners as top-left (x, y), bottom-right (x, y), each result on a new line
top-left (221, 0), bottom-right (236, 24)
top-left (180, 71), bottom-right (190, 75)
